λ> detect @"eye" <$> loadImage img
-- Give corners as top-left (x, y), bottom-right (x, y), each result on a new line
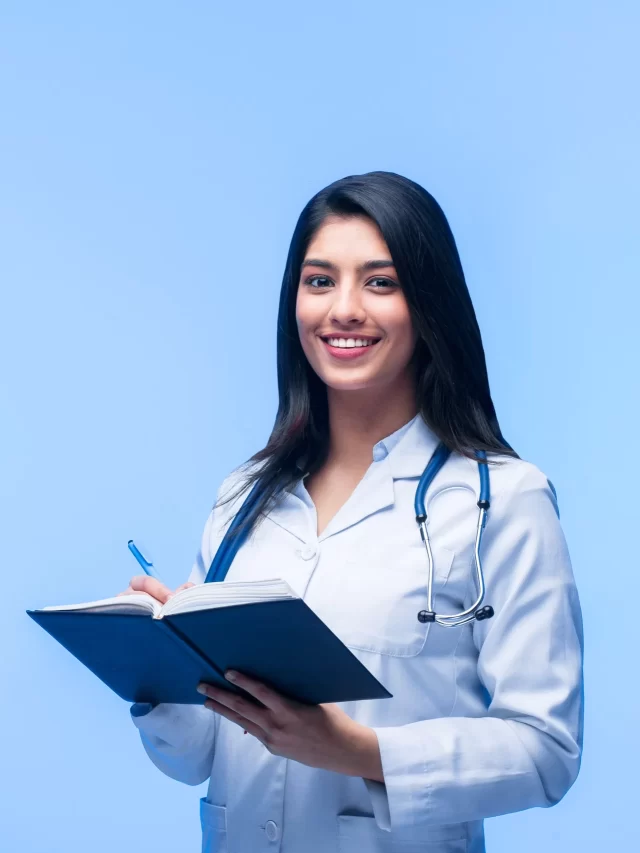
top-left (367, 277), bottom-right (398, 290)
top-left (301, 275), bottom-right (398, 290)
top-left (303, 275), bottom-right (334, 288)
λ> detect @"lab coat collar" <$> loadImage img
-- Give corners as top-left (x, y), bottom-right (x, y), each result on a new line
top-left (266, 413), bottom-right (442, 544)
top-left (385, 412), bottom-right (442, 480)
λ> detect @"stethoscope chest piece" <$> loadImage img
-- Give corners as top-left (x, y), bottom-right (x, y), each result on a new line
top-left (415, 443), bottom-right (495, 627)
top-left (417, 604), bottom-right (494, 624)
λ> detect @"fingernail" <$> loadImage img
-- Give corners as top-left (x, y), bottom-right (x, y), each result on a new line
top-left (225, 671), bottom-right (237, 682)
top-left (196, 684), bottom-right (207, 695)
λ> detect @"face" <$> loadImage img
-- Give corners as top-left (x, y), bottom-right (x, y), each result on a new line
top-left (296, 215), bottom-right (418, 394)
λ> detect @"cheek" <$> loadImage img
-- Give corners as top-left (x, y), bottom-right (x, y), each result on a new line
top-left (295, 291), bottom-right (315, 336)
top-left (379, 301), bottom-right (416, 352)
top-left (295, 295), bottom-right (319, 362)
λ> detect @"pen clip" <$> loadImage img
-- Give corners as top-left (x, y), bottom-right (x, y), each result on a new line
top-left (128, 539), bottom-right (153, 569)
top-left (128, 539), bottom-right (163, 582)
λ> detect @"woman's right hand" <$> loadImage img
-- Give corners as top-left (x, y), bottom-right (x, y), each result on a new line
top-left (115, 575), bottom-right (195, 605)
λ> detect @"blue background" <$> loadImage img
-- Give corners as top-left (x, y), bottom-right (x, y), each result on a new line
top-left (2, 1), bottom-right (638, 849)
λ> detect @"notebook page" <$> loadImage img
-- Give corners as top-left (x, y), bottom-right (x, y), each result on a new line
top-left (39, 593), bottom-right (161, 617)
top-left (159, 578), bottom-right (298, 618)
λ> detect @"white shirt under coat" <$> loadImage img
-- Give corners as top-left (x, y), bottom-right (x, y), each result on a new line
top-left (130, 413), bottom-right (584, 853)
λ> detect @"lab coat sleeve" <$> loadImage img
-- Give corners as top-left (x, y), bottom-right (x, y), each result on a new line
top-left (363, 463), bottom-right (584, 831)
top-left (129, 470), bottom-right (250, 786)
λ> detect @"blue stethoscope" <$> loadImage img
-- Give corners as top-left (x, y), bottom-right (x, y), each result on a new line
top-left (205, 442), bottom-right (494, 627)
top-left (414, 443), bottom-right (494, 626)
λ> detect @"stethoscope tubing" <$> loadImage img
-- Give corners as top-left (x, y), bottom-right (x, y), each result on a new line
top-left (205, 479), bottom-right (262, 584)
top-left (415, 443), bottom-right (492, 626)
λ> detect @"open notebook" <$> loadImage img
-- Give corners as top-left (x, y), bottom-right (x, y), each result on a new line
top-left (27, 579), bottom-right (392, 706)
top-left (39, 578), bottom-right (299, 618)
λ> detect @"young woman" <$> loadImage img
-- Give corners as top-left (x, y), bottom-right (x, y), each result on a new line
top-left (121, 171), bottom-right (584, 853)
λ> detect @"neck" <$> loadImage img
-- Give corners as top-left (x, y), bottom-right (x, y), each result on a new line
top-left (325, 373), bottom-right (418, 471)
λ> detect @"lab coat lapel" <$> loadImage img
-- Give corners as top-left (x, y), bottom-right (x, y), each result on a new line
top-left (317, 416), bottom-right (442, 539)
top-left (264, 461), bottom-right (396, 544)
top-left (265, 489), bottom-right (312, 545)
top-left (318, 455), bottom-right (396, 542)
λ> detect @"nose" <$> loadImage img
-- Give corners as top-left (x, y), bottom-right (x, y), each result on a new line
top-left (327, 282), bottom-right (366, 326)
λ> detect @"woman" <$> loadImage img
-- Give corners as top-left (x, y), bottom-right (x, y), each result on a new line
top-left (121, 171), bottom-right (584, 853)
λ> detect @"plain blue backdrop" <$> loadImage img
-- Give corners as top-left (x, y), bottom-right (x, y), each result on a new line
top-left (2, 1), bottom-right (638, 850)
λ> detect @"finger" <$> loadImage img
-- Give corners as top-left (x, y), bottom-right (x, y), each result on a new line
top-left (115, 586), bottom-right (134, 597)
top-left (223, 670), bottom-right (295, 716)
top-left (128, 575), bottom-right (174, 604)
top-left (174, 582), bottom-right (196, 593)
top-left (198, 682), bottom-right (272, 729)
top-left (116, 585), bottom-right (149, 597)
top-left (203, 697), bottom-right (267, 742)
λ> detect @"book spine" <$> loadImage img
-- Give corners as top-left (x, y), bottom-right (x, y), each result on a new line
top-left (158, 618), bottom-right (253, 699)
top-left (154, 619), bottom-right (228, 686)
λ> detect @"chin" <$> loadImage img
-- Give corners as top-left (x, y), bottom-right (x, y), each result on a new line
top-left (321, 373), bottom-right (384, 393)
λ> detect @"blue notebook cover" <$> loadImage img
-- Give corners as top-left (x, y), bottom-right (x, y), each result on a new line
top-left (26, 598), bottom-right (392, 706)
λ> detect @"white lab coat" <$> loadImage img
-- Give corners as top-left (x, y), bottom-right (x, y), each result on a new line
top-left (130, 414), bottom-right (584, 853)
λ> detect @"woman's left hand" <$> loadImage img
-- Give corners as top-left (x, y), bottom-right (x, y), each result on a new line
top-left (197, 670), bottom-right (381, 780)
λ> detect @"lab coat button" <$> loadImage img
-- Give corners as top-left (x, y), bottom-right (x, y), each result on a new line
top-left (299, 545), bottom-right (316, 560)
top-left (265, 820), bottom-right (279, 841)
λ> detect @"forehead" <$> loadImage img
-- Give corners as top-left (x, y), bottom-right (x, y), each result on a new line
top-left (305, 215), bottom-right (391, 259)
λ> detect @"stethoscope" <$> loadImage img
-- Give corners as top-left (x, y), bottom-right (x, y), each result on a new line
top-left (414, 442), bottom-right (493, 626)
top-left (205, 442), bottom-right (494, 627)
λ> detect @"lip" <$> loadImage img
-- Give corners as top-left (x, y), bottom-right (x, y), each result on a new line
top-left (319, 336), bottom-right (381, 360)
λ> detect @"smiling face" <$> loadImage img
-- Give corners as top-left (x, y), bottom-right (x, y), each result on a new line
top-left (295, 215), bottom-right (419, 395)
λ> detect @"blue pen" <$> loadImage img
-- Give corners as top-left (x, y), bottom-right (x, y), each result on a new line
top-left (127, 540), bottom-right (163, 582)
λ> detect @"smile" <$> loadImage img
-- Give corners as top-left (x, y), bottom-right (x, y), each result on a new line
top-left (319, 335), bottom-right (382, 360)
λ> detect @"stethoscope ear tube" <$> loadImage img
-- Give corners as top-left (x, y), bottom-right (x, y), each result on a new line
top-left (413, 443), bottom-right (453, 518)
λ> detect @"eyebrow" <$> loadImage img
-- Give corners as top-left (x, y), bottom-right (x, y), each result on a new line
top-left (301, 258), bottom-right (396, 273)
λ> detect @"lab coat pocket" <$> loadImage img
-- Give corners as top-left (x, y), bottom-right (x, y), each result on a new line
top-left (199, 798), bottom-right (227, 853)
top-left (335, 542), bottom-right (455, 657)
top-left (337, 814), bottom-right (467, 852)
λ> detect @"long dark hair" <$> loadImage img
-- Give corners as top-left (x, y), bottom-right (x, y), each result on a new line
top-left (215, 170), bottom-right (518, 538)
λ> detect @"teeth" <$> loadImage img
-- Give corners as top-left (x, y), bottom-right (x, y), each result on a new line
top-left (326, 338), bottom-right (375, 348)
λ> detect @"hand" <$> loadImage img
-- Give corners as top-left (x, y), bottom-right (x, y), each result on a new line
top-left (196, 670), bottom-right (384, 781)
top-left (116, 576), bottom-right (196, 605)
